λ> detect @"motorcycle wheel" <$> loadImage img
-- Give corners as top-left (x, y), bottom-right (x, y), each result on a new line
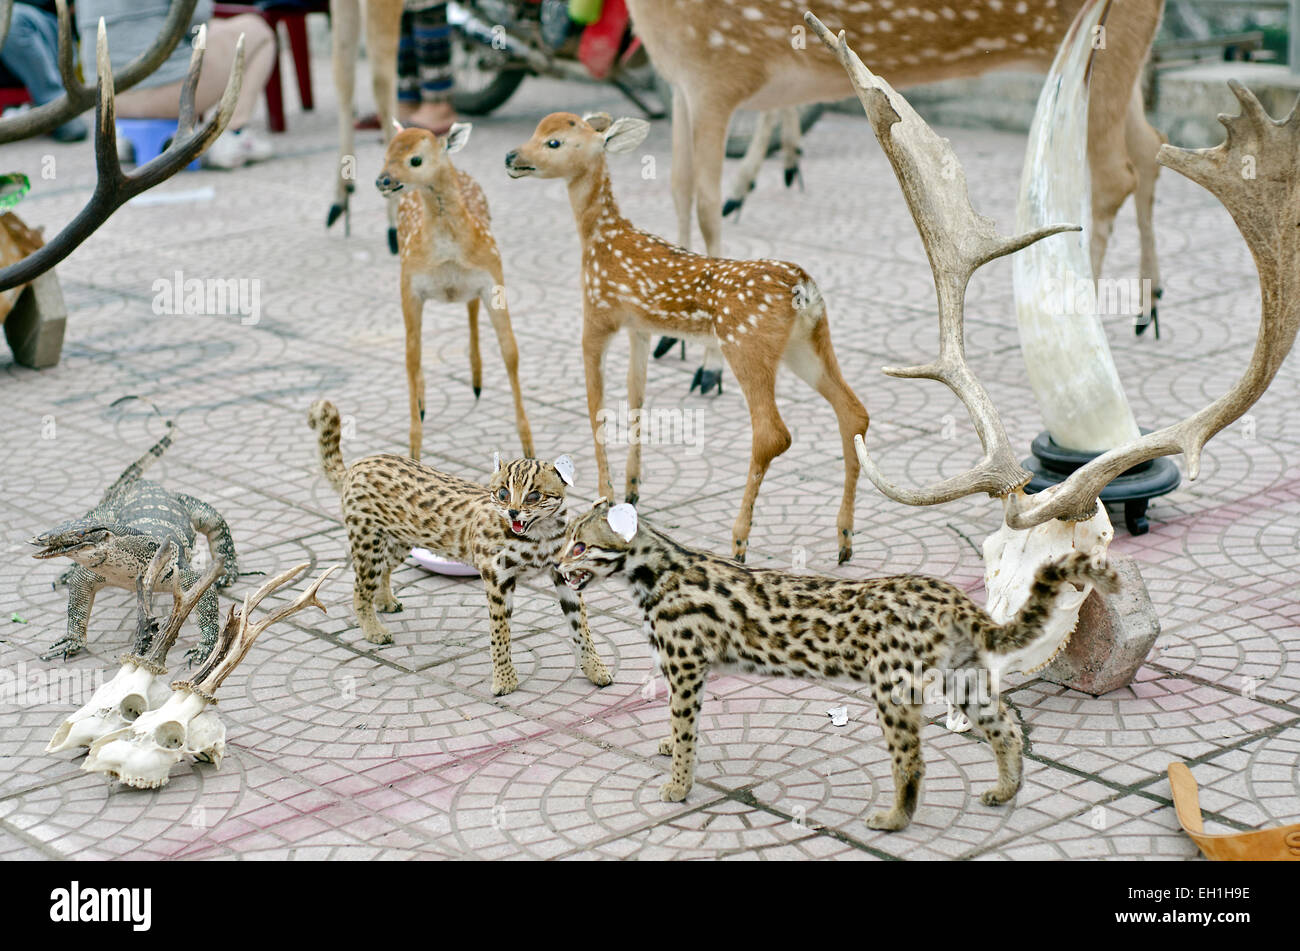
top-left (449, 30), bottom-right (528, 116)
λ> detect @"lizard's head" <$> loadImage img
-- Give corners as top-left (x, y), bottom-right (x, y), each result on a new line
top-left (557, 500), bottom-right (638, 592)
top-left (487, 454), bottom-right (575, 538)
top-left (31, 520), bottom-right (124, 565)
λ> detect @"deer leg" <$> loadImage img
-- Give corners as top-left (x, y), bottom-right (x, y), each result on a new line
top-left (328, 0), bottom-right (361, 232)
top-left (365, 0), bottom-right (403, 253)
top-left (583, 322), bottom-right (617, 502)
top-left (466, 297), bottom-right (484, 398)
top-left (1126, 86), bottom-right (1166, 337)
top-left (688, 96), bottom-right (737, 397)
top-left (722, 110), bottom-right (775, 220)
top-left (625, 329), bottom-right (649, 505)
top-left (401, 283), bottom-right (425, 460)
top-left (482, 282), bottom-right (534, 457)
top-left (728, 360), bottom-right (791, 563)
top-left (654, 85), bottom-right (695, 365)
top-left (784, 323), bottom-right (869, 564)
top-left (780, 106), bottom-right (803, 190)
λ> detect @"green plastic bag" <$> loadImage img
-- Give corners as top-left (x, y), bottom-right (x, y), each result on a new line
top-left (0, 173), bottom-right (30, 212)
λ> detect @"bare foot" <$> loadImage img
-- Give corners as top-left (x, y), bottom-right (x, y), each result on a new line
top-left (406, 101), bottom-right (458, 135)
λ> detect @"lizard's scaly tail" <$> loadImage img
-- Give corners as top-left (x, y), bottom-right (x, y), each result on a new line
top-left (103, 396), bottom-right (176, 497)
top-left (308, 400), bottom-right (347, 494)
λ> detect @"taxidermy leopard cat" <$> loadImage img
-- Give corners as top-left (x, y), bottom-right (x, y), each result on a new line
top-left (556, 500), bottom-right (1119, 831)
top-left (309, 400), bottom-right (612, 696)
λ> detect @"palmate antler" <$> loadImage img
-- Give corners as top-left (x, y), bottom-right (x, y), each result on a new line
top-left (0, 4), bottom-right (245, 291)
top-left (805, 13), bottom-right (1077, 508)
top-left (809, 13), bottom-right (1300, 529)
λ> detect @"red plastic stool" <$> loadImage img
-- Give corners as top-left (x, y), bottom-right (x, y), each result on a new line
top-left (213, 2), bottom-right (328, 133)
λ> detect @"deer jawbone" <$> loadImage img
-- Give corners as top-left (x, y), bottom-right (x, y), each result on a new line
top-left (46, 662), bottom-right (171, 753)
top-left (82, 689), bottom-right (209, 789)
top-left (982, 493), bottom-right (1114, 681)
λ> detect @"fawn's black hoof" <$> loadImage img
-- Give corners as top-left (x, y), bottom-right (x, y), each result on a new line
top-left (691, 367), bottom-right (723, 395)
top-left (388, 228), bottom-right (399, 255)
top-left (722, 196), bottom-right (743, 218)
top-left (473, 386), bottom-right (482, 399)
top-left (785, 163), bottom-right (804, 190)
top-left (653, 336), bottom-right (680, 360)
top-left (326, 203), bottom-right (345, 229)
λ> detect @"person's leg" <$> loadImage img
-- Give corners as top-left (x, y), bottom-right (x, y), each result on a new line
top-left (0, 6), bottom-right (64, 105)
top-left (0, 6), bottom-right (86, 140)
top-left (396, 10), bottom-right (420, 122)
top-left (406, 2), bottom-right (455, 133)
top-left (114, 14), bottom-right (276, 130)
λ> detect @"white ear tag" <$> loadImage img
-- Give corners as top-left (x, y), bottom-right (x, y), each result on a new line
top-left (553, 455), bottom-right (575, 486)
top-left (493, 452), bottom-right (501, 473)
top-left (606, 503), bottom-right (638, 542)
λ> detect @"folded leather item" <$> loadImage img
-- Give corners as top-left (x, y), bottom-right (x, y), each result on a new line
top-left (1168, 762), bottom-right (1300, 861)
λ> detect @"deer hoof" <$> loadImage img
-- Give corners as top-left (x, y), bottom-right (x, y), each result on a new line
top-left (785, 164), bottom-right (804, 190)
top-left (387, 228), bottom-right (399, 255)
top-left (838, 545), bottom-right (852, 565)
top-left (722, 196), bottom-right (743, 218)
top-left (325, 203), bottom-right (345, 229)
top-left (653, 336), bottom-right (680, 359)
top-left (691, 368), bottom-right (723, 395)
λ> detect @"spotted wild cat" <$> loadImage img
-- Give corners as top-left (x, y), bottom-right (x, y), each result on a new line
top-left (309, 400), bottom-right (612, 696)
top-left (556, 500), bottom-right (1118, 831)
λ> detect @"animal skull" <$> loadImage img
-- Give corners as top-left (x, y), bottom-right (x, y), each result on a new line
top-left (46, 660), bottom-right (172, 753)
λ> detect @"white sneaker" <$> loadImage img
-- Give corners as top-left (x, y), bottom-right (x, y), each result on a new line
top-left (203, 130), bottom-right (247, 170)
top-left (237, 129), bottom-right (274, 163)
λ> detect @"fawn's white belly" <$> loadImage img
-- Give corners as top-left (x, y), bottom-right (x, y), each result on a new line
top-left (410, 262), bottom-right (493, 305)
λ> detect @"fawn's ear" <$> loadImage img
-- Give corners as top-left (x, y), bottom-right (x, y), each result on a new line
top-left (444, 122), bottom-right (472, 154)
top-left (582, 112), bottom-right (613, 133)
top-left (391, 118), bottom-right (404, 134)
top-left (493, 451), bottom-right (502, 473)
top-left (553, 455), bottom-right (575, 487)
top-left (602, 117), bottom-right (649, 154)
top-left (606, 503), bottom-right (638, 542)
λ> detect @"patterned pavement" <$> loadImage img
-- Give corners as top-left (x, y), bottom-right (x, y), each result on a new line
top-left (1, 61), bottom-right (1297, 861)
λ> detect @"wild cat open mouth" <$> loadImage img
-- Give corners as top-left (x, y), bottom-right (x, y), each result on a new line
top-left (563, 569), bottom-right (592, 591)
top-left (510, 519), bottom-right (527, 535)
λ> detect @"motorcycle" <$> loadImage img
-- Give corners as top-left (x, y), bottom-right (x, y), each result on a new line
top-left (448, 0), bottom-right (670, 118)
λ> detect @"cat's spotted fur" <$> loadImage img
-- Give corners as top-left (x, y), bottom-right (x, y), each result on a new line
top-left (557, 501), bottom-right (1119, 831)
top-left (309, 400), bottom-right (611, 695)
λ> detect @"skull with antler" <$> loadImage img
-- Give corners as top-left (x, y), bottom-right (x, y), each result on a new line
top-left (807, 11), bottom-right (1300, 684)
top-left (46, 542), bottom-right (224, 754)
top-left (82, 563), bottom-right (336, 789)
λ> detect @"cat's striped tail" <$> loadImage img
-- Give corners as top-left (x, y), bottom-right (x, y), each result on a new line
top-left (987, 552), bottom-right (1120, 654)
top-left (308, 399), bottom-right (347, 493)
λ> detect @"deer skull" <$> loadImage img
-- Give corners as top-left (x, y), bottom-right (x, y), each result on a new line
top-left (81, 562), bottom-right (335, 789)
top-left (46, 660), bottom-right (173, 753)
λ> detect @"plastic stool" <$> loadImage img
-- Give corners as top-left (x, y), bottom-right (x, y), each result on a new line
top-left (115, 118), bottom-right (200, 171)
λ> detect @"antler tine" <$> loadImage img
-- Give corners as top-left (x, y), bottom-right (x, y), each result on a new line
top-left (1005, 81), bottom-right (1300, 529)
top-left (193, 565), bottom-right (337, 696)
top-left (808, 13), bottom-right (1077, 506)
top-left (142, 554), bottom-right (225, 668)
top-left (128, 541), bottom-right (174, 656)
top-left (0, 1), bottom-right (11, 51)
top-left (0, 15), bottom-right (244, 292)
top-left (0, 0), bottom-right (198, 145)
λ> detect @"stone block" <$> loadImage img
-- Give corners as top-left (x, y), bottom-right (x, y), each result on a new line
top-left (3, 268), bottom-right (66, 369)
top-left (1040, 554), bottom-right (1160, 696)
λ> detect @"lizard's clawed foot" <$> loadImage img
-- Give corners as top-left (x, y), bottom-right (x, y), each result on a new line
top-left (41, 636), bottom-right (85, 662)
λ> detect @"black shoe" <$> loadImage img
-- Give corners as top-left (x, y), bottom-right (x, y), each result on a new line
top-left (49, 118), bottom-right (88, 143)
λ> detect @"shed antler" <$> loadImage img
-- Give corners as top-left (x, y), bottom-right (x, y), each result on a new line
top-left (177, 563), bottom-right (336, 700)
top-left (1001, 81), bottom-right (1300, 527)
top-left (0, 0), bottom-right (198, 143)
top-left (0, 9), bottom-right (245, 291)
top-left (812, 15), bottom-right (1300, 528)
top-left (806, 14), bottom-right (1077, 507)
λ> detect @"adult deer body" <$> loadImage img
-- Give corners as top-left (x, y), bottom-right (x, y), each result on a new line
top-left (376, 123), bottom-right (534, 460)
top-left (506, 112), bottom-right (869, 563)
top-left (628, 0), bottom-right (1166, 329)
